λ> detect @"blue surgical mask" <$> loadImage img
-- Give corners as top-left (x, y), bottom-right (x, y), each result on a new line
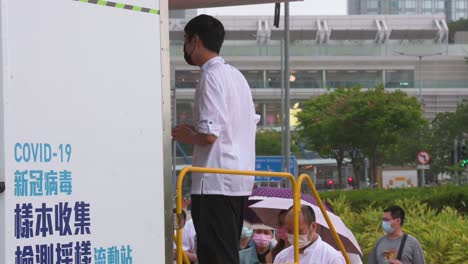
top-left (382, 221), bottom-right (395, 233)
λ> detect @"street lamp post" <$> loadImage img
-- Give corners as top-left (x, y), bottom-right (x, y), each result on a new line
top-left (394, 51), bottom-right (442, 102)
top-left (282, 2), bottom-right (291, 178)
top-left (394, 51), bottom-right (442, 186)
top-left (418, 55), bottom-right (422, 102)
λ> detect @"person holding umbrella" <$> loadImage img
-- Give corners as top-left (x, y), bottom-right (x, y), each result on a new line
top-left (271, 210), bottom-right (290, 261)
top-left (248, 196), bottom-right (362, 257)
top-left (274, 205), bottom-right (345, 264)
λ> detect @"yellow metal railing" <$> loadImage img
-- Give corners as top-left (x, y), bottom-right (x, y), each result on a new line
top-left (175, 166), bottom-right (300, 264)
top-left (297, 174), bottom-right (351, 264)
top-left (172, 234), bottom-right (190, 264)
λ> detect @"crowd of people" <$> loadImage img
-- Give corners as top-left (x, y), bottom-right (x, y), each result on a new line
top-left (176, 204), bottom-right (425, 264)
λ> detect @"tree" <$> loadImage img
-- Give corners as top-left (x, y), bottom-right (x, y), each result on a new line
top-left (383, 127), bottom-right (431, 166)
top-left (296, 86), bottom-right (427, 187)
top-left (447, 18), bottom-right (468, 43)
top-left (296, 88), bottom-right (353, 188)
top-left (429, 100), bottom-right (468, 180)
top-left (256, 129), bottom-right (299, 156)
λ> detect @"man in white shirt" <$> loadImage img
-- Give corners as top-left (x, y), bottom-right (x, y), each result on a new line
top-left (172, 14), bottom-right (258, 264)
top-left (173, 210), bottom-right (198, 263)
top-left (274, 205), bottom-right (346, 264)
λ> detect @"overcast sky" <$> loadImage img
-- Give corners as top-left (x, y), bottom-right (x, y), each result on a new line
top-left (198, 0), bottom-right (347, 16)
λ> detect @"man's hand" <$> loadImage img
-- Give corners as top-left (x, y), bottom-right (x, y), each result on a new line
top-left (172, 124), bottom-right (217, 145)
top-left (172, 124), bottom-right (197, 144)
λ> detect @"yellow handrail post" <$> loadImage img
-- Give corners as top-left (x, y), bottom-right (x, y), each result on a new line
top-left (175, 166), bottom-right (298, 264)
top-left (172, 234), bottom-right (191, 264)
top-left (297, 174), bottom-right (351, 264)
top-left (292, 176), bottom-right (301, 264)
top-left (175, 166), bottom-right (192, 264)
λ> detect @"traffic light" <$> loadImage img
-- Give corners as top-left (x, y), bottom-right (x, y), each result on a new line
top-left (327, 179), bottom-right (334, 189)
top-left (458, 144), bottom-right (467, 168)
top-left (347, 176), bottom-right (354, 186)
top-left (461, 159), bottom-right (468, 168)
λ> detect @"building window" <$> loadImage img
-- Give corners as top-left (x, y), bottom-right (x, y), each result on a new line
top-left (456, 12), bottom-right (466, 20)
top-left (175, 70), bottom-right (200, 88)
top-left (367, 0), bottom-right (379, 9)
top-left (266, 70), bottom-right (282, 88)
top-left (436, 0), bottom-right (444, 9)
top-left (290, 70), bottom-right (323, 88)
top-left (255, 101), bottom-right (287, 127)
top-left (406, 0), bottom-right (416, 8)
top-left (255, 103), bottom-right (266, 126)
top-left (175, 102), bottom-right (194, 125)
top-left (399, 0), bottom-right (406, 8)
top-left (241, 70), bottom-right (264, 88)
top-left (423, 0), bottom-right (432, 9)
top-left (390, 0), bottom-right (400, 14)
top-left (385, 70), bottom-right (414, 88)
top-left (457, 0), bottom-right (466, 8)
top-left (326, 70), bottom-right (383, 88)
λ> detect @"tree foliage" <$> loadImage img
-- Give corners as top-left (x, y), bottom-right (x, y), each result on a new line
top-left (256, 129), bottom-right (299, 156)
top-left (296, 86), bottom-right (427, 186)
top-left (447, 18), bottom-right (468, 43)
top-left (429, 100), bottom-right (468, 178)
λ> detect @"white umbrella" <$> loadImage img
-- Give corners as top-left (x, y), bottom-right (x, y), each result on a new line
top-left (249, 197), bottom-right (362, 256)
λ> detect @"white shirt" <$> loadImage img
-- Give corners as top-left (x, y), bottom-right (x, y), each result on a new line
top-left (348, 253), bottom-right (363, 264)
top-left (274, 236), bottom-right (346, 264)
top-left (173, 219), bottom-right (197, 264)
top-left (182, 219), bottom-right (196, 253)
top-left (191, 56), bottom-right (259, 195)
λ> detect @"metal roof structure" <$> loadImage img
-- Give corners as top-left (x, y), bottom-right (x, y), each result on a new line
top-left (170, 14), bottom-right (448, 44)
top-left (169, 0), bottom-right (301, 10)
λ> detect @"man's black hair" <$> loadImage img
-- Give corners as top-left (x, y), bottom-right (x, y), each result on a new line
top-left (384, 205), bottom-right (405, 226)
top-left (184, 14), bottom-right (225, 54)
top-left (301, 205), bottom-right (316, 225)
top-left (287, 205), bottom-right (316, 226)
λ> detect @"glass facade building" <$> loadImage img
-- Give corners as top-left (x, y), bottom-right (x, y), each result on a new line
top-left (348, 0), bottom-right (468, 21)
top-left (170, 14), bottom-right (468, 188)
top-left (170, 15), bottom-right (468, 123)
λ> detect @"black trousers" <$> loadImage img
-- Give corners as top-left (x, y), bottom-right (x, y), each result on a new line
top-left (191, 194), bottom-right (248, 264)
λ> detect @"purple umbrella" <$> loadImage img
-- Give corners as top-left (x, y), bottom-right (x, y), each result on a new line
top-left (249, 197), bottom-right (362, 255)
top-left (244, 187), bottom-right (362, 256)
top-left (244, 187), bottom-right (333, 225)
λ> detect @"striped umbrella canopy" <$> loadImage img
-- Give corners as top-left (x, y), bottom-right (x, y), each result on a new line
top-left (244, 187), bottom-right (333, 225)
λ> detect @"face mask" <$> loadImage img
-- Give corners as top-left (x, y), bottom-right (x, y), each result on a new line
top-left (253, 233), bottom-right (273, 248)
top-left (382, 221), bottom-right (395, 233)
top-left (241, 226), bottom-right (253, 238)
top-left (287, 231), bottom-right (310, 249)
top-left (183, 42), bottom-right (196, 66)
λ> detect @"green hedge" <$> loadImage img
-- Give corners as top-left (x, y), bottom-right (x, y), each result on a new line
top-left (317, 185), bottom-right (468, 215)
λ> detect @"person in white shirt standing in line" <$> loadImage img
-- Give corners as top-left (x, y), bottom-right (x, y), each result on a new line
top-left (274, 205), bottom-right (346, 264)
top-left (173, 209), bottom-right (198, 263)
top-left (172, 14), bottom-right (259, 264)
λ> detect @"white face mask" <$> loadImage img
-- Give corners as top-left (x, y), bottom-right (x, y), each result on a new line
top-left (287, 230), bottom-right (310, 249)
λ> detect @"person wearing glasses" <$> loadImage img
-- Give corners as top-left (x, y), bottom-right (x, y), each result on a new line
top-left (368, 205), bottom-right (426, 264)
